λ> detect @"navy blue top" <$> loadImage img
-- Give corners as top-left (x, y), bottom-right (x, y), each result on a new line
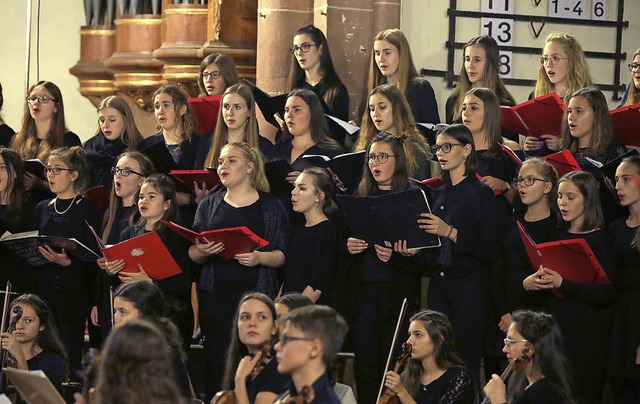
top-left (414, 367), bottom-right (475, 404)
top-left (513, 378), bottom-right (568, 404)
top-left (246, 358), bottom-right (291, 401)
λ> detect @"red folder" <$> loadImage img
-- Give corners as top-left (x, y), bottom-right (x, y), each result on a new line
top-left (416, 174), bottom-right (500, 195)
top-left (609, 102), bottom-right (640, 147)
top-left (500, 92), bottom-right (566, 138)
top-left (499, 143), bottom-right (523, 167)
top-left (160, 220), bottom-right (269, 260)
top-left (102, 231), bottom-right (182, 280)
top-left (169, 169), bottom-right (222, 191)
top-left (516, 221), bottom-right (609, 297)
top-left (188, 95), bottom-right (222, 135)
top-left (541, 150), bottom-right (582, 178)
top-left (83, 185), bottom-right (110, 216)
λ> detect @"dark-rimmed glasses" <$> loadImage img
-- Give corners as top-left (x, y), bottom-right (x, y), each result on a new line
top-left (26, 95), bottom-right (55, 104)
top-left (367, 153), bottom-right (395, 165)
top-left (111, 167), bottom-right (143, 177)
top-left (44, 167), bottom-right (75, 176)
top-left (431, 143), bottom-right (463, 154)
top-left (280, 334), bottom-right (316, 346)
top-left (290, 43), bottom-right (318, 54)
top-left (201, 71), bottom-right (222, 80)
top-left (628, 63), bottom-right (640, 72)
top-left (513, 176), bottom-right (549, 187)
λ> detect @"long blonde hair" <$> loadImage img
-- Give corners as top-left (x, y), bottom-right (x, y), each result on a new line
top-left (534, 33), bottom-right (593, 100)
top-left (203, 85), bottom-right (260, 169)
top-left (367, 29), bottom-right (418, 95)
top-left (13, 81), bottom-right (68, 161)
top-left (625, 48), bottom-right (640, 106)
top-left (97, 96), bottom-right (144, 150)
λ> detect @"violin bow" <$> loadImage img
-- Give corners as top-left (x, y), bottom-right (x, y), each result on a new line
top-left (109, 286), bottom-right (114, 328)
top-left (375, 298), bottom-right (408, 402)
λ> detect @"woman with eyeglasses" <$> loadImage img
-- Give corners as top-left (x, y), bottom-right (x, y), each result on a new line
top-left (12, 81), bottom-right (81, 199)
top-left (105, 174), bottom-right (193, 350)
top-left (622, 49), bottom-right (640, 107)
top-left (504, 159), bottom-right (558, 315)
top-left (608, 155), bottom-right (640, 403)
top-left (288, 25), bottom-right (349, 143)
top-left (91, 151), bottom-right (155, 343)
top-left (198, 53), bottom-right (240, 97)
top-left (367, 29), bottom-right (440, 128)
top-left (414, 124), bottom-right (500, 385)
top-left (561, 88), bottom-right (628, 223)
top-left (32, 146), bottom-right (100, 375)
top-left (84, 96), bottom-right (145, 190)
top-left (347, 132), bottom-right (423, 404)
top-left (483, 310), bottom-right (574, 404)
top-left (445, 36), bottom-right (516, 127)
top-left (524, 33), bottom-right (593, 157)
top-left (522, 171), bottom-right (614, 403)
top-left (355, 84), bottom-right (432, 180)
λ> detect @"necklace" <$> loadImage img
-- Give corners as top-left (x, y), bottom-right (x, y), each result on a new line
top-left (53, 194), bottom-right (78, 215)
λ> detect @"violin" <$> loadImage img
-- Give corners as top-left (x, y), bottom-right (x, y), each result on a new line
top-left (378, 343), bottom-right (412, 404)
top-left (211, 390), bottom-right (236, 404)
top-left (212, 342), bottom-right (273, 403)
top-left (273, 385), bottom-right (315, 404)
top-left (480, 351), bottom-right (529, 404)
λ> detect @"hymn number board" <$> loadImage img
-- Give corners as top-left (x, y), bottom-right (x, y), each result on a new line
top-left (480, 0), bottom-right (514, 78)
top-left (548, 0), bottom-right (607, 21)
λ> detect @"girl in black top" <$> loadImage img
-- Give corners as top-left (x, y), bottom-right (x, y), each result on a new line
top-left (445, 35), bottom-right (515, 127)
top-left (13, 81), bottom-right (81, 199)
top-left (484, 310), bottom-right (574, 404)
top-left (0, 148), bottom-right (35, 290)
top-left (504, 159), bottom-right (558, 315)
top-left (288, 24), bottom-right (349, 141)
top-left (195, 84), bottom-right (274, 201)
top-left (347, 132), bottom-right (422, 404)
top-left (355, 84), bottom-right (432, 180)
top-left (417, 124), bottom-right (500, 384)
top-left (32, 146), bottom-right (99, 374)
top-left (0, 294), bottom-right (68, 395)
top-left (105, 174), bottom-right (193, 351)
top-left (281, 166), bottom-right (338, 305)
top-left (189, 142), bottom-right (289, 399)
top-left (609, 155), bottom-right (640, 403)
top-left (383, 310), bottom-right (475, 404)
top-left (92, 151), bottom-right (154, 342)
top-left (220, 292), bottom-right (289, 404)
top-left (523, 171), bottom-right (614, 403)
top-left (367, 29), bottom-right (440, 126)
top-left (84, 96), bottom-right (145, 190)
top-left (0, 82), bottom-right (15, 147)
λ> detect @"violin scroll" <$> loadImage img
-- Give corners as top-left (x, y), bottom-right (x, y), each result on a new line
top-left (250, 342), bottom-right (272, 380)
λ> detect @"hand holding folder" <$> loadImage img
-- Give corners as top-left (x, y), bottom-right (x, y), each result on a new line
top-left (160, 220), bottom-right (269, 260)
top-left (517, 221), bottom-right (609, 297)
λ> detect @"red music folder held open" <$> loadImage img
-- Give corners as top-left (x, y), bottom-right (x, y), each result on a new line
top-left (102, 231), bottom-right (182, 280)
top-left (500, 92), bottom-right (566, 138)
top-left (516, 221), bottom-right (610, 297)
top-left (541, 150), bottom-right (582, 178)
top-left (160, 220), bottom-right (269, 260)
top-left (188, 95), bottom-right (222, 135)
top-left (609, 102), bottom-right (640, 147)
top-left (169, 169), bottom-right (221, 191)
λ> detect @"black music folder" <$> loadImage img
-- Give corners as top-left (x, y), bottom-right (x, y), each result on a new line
top-left (336, 188), bottom-right (441, 250)
top-left (300, 150), bottom-right (366, 194)
top-left (243, 79), bottom-right (288, 129)
top-left (264, 159), bottom-right (295, 196)
top-left (0, 231), bottom-right (99, 267)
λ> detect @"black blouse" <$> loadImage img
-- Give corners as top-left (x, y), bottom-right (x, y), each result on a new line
top-left (414, 367), bottom-right (475, 404)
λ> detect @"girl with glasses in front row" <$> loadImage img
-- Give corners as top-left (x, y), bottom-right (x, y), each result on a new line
top-left (524, 33), bottom-right (593, 157)
top-left (622, 48), bottom-right (640, 107)
top-left (92, 151), bottom-right (155, 343)
top-left (31, 146), bottom-right (100, 375)
top-left (347, 132), bottom-right (424, 404)
top-left (522, 171), bottom-right (614, 403)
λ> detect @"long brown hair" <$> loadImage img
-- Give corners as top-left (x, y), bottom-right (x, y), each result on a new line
top-left (625, 48), bottom-right (640, 106)
top-left (97, 96), bottom-right (144, 150)
top-left (558, 171), bottom-right (603, 232)
top-left (367, 29), bottom-right (418, 95)
top-left (152, 85), bottom-right (195, 143)
top-left (0, 148), bottom-right (25, 221)
top-left (534, 33), bottom-right (593, 100)
top-left (451, 35), bottom-right (515, 120)
top-left (203, 84), bottom-right (260, 169)
top-left (198, 53), bottom-right (240, 96)
top-left (561, 88), bottom-right (613, 158)
top-left (465, 87), bottom-right (503, 157)
top-left (358, 132), bottom-right (410, 196)
top-left (356, 84), bottom-right (431, 176)
top-left (13, 81), bottom-right (68, 160)
top-left (101, 152), bottom-right (155, 242)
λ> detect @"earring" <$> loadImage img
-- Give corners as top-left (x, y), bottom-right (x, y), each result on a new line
top-left (463, 155), bottom-right (468, 160)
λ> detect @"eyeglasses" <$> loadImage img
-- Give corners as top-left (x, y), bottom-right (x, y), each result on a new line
top-left (539, 55), bottom-right (567, 66)
top-left (26, 95), bottom-right (55, 104)
top-left (431, 143), bottom-right (463, 154)
top-left (44, 167), bottom-right (75, 176)
top-left (367, 152), bottom-right (395, 165)
top-left (628, 63), bottom-right (640, 72)
top-left (503, 337), bottom-right (529, 347)
top-left (111, 167), bottom-right (143, 177)
top-left (280, 334), bottom-right (315, 347)
top-left (201, 71), bottom-right (221, 80)
top-left (290, 43), bottom-right (318, 54)
top-left (513, 176), bottom-right (549, 187)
